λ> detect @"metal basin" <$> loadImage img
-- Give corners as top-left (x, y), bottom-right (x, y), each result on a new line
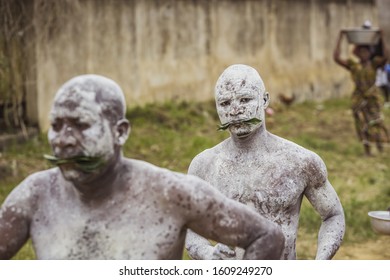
top-left (343, 29), bottom-right (380, 45)
top-left (368, 211), bottom-right (390, 235)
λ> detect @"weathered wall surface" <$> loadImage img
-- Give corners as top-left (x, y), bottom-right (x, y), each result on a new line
top-left (29, 0), bottom-right (379, 131)
top-left (377, 0), bottom-right (390, 48)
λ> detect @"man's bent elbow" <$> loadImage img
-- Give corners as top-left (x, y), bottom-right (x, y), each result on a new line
top-left (245, 226), bottom-right (285, 260)
top-left (266, 226), bottom-right (285, 259)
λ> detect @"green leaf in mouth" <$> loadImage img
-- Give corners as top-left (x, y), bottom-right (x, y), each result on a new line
top-left (217, 118), bottom-right (262, 131)
top-left (43, 154), bottom-right (105, 173)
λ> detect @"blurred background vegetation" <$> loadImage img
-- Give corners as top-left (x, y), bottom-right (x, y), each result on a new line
top-left (1, 96), bottom-right (389, 259)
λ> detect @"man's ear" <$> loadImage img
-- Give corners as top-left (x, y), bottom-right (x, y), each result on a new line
top-left (263, 92), bottom-right (270, 109)
top-left (115, 119), bottom-right (130, 146)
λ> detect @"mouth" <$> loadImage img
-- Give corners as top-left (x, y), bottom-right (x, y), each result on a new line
top-left (44, 154), bottom-right (105, 173)
top-left (217, 118), bottom-right (262, 131)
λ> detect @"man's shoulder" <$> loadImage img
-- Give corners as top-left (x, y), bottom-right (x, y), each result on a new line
top-left (191, 139), bottom-right (227, 162)
top-left (270, 133), bottom-right (322, 161)
top-left (270, 134), bottom-right (328, 182)
top-left (123, 158), bottom-right (208, 196)
top-left (124, 158), bottom-right (191, 183)
top-left (124, 158), bottom-right (171, 175)
top-left (14, 168), bottom-right (58, 188)
top-left (2, 168), bottom-right (59, 208)
top-left (188, 147), bottom-right (219, 177)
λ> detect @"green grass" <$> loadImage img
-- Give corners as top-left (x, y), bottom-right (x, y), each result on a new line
top-left (0, 97), bottom-right (389, 259)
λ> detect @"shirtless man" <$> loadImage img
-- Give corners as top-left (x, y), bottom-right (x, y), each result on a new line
top-left (185, 64), bottom-right (345, 260)
top-left (0, 74), bottom-right (284, 260)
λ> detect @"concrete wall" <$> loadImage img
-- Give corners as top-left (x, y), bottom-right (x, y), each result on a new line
top-left (29, 0), bottom-right (379, 131)
top-left (377, 0), bottom-right (390, 48)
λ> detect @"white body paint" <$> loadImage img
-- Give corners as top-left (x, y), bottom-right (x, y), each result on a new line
top-left (185, 64), bottom-right (345, 260)
top-left (0, 74), bottom-right (285, 260)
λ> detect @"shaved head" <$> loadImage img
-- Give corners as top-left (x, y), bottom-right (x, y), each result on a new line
top-left (53, 74), bottom-right (127, 124)
top-left (215, 64), bottom-right (266, 100)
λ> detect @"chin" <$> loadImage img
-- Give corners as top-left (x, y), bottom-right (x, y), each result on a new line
top-left (230, 123), bottom-right (261, 139)
top-left (230, 125), bottom-right (252, 138)
top-left (231, 127), bottom-right (252, 138)
top-left (60, 168), bottom-right (95, 184)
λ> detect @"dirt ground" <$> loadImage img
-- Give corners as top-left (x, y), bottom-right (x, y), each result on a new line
top-left (298, 235), bottom-right (390, 260)
top-left (334, 236), bottom-right (390, 260)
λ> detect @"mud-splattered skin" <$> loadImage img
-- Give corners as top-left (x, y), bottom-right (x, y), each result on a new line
top-left (186, 64), bottom-right (345, 260)
top-left (0, 74), bottom-right (285, 259)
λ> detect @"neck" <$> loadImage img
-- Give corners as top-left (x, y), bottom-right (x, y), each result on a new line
top-left (230, 123), bottom-right (268, 151)
top-left (72, 151), bottom-right (124, 204)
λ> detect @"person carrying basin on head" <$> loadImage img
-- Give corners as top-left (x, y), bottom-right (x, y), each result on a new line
top-left (334, 24), bottom-right (389, 156)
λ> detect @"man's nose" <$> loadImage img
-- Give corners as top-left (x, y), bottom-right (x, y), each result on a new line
top-left (229, 102), bottom-right (243, 116)
top-left (53, 125), bottom-right (77, 148)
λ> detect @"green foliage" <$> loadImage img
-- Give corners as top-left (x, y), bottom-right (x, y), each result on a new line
top-left (0, 97), bottom-right (389, 259)
top-left (217, 117), bottom-right (262, 131)
top-left (44, 154), bottom-right (105, 173)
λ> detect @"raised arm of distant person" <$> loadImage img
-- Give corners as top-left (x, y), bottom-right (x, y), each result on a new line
top-left (333, 30), bottom-right (350, 69)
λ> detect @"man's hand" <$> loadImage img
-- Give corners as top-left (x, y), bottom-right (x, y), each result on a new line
top-left (212, 243), bottom-right (236, 260)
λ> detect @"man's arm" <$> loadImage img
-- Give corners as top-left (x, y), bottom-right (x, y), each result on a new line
top-left (0, 179), bottom-right (34, 259)
top-left (186, 153), bottom-right (237, 260)
top-left (304, 157), bottom-right (345, 260)
top-left (183, 176), bottom-right (285, 260)
top-left (185, 229), bottom-right (213, 259)
top-left (185, 229), bottom-right (236, 260)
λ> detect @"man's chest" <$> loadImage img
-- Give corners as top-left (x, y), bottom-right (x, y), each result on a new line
top-left (202, 159), bottom-right (305, 214)
top-left (30, 200), bottom-right (185, 259)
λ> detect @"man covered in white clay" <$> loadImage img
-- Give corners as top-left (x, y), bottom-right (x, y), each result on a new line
top-left (0, 74), bottom-right (285, 260)
top-left (185, 64), bottom-right (345, 260)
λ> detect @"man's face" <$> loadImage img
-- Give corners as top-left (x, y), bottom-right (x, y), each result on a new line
top-left (216, 79), bottom-right (266, 138)
top-left (48, 91), bottom-right (115, 182)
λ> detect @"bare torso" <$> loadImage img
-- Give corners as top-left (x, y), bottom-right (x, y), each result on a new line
top-left (7, 159), bottom-right (193, 259)
top-left (2, 157), bottom-right (285, 260)
top-left (189, 132), bottom-right (327, 259)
